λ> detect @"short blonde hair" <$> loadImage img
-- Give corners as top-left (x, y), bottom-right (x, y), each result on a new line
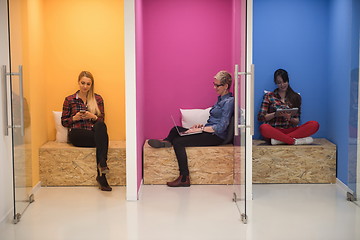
top-left (214, 71), bottom-right (232, 89)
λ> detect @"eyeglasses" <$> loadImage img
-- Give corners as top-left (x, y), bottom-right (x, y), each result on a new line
top-left (213, 83), bottom-right (224, 88)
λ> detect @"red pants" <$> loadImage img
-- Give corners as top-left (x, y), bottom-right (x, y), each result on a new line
top-left (259, 121), bottom-right (320, 145)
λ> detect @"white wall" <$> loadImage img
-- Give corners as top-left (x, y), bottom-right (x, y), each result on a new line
top-left (0, 0), bottom-right (14, 223)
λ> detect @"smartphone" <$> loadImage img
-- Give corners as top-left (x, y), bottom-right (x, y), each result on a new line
top-left (80, 110), bottom-right (86, 113)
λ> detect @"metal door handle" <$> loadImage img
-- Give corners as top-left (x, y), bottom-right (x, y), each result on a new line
top-left (1, 65), bottom-right (9, 136)
top-left (2, 65), bottom-right (24, 136)
top-left (234, 64), bottom-right (255, 136)
top-left (234, 64), bottom-right (239, 136)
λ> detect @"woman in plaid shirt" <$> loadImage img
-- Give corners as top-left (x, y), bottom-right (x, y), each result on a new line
top-left (257, 69), bottom-right (319, 145)
top-left (61, 71), bottom-right (112, 191)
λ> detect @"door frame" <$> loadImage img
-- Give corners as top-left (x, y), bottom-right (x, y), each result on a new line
top-left (124, 0), bottom-right (254, 201)
top-left (246, 0), bottom-right (253, 201)
top-left (124, 0), bottom-right (138, 201)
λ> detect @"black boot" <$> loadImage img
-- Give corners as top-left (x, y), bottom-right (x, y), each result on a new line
top-left (96, 175), bottom-right (112, 191)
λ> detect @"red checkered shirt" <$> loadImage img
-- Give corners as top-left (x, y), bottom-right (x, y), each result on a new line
top-left (61, 91), bottom-right (105, 131)
top-left (257, 90), bottom-right (300, 129)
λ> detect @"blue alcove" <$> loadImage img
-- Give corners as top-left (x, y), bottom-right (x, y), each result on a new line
top-left (253, 0), bottom-right (360, 188)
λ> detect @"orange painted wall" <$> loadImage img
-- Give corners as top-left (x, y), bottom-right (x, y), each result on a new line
top-left (43, 0), bottom-right (125, 141)
top-left (8, 0), bottom-right (125, 186)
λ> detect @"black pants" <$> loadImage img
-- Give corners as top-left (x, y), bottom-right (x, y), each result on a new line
top-left (164, 126), bottom-right (224, 176)
top-left (68, 122), bottom-right (109, 176)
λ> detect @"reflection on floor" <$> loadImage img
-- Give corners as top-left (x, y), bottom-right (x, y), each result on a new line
top-left (0, 184), bottom-right (359, 240)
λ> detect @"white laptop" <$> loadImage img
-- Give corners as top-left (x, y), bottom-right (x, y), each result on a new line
top-left (171, 115), bottom-right (203, 136)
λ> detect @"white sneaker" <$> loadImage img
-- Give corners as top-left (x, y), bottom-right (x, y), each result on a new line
top-left (271, 138), bottom-right (286, 145)
top-left (294, 137), bottom-right (313, 145)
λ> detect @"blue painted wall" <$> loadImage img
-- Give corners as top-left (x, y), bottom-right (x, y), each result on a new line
top-left (253, 0), bottom-right (329, 140)
top-left (253, 0), bottom-right (359, 185)
top-left (327, 0), bottom-right (352, 186)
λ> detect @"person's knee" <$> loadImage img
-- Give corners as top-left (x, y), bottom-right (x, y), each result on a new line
top-left (308, 120), bottom-right (320, 131)
top-left (172, 137), bottom-right (185, 148)
top-left (94, 121), bottom-right (107, 131)
top-left (259, 123), bottom-right (271, 133)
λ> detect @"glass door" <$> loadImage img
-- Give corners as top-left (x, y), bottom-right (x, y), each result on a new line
top-left (347, 2), bottom-right (360, 207)
top-left (350, 35), bottom-right (360, 207)
top-left (0, 0), bottom-right (14, 224)
top-left (7, 0), bottom-right (34, 223)
top-left (232, 0), bottom-right (253, 224)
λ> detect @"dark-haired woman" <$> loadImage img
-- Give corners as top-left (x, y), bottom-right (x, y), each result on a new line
top-left (61, 71), bottom-right (112, 191)
top-left (258, 69), bottom-right (319, 145)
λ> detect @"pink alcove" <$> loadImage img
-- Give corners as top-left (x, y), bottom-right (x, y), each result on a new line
top-left (136, 0), bottom-right (245, 188)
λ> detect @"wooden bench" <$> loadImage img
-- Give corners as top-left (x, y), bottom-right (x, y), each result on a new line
top-left (39, 141), bottom-right (126, 186)
top-left (252, 138), bottom-right (336, 183)
top-left (143, 140), bottom-right (234, 184)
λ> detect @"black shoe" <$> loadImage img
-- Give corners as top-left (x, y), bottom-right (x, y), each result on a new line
top-left (96, 175), bottom-right (112, 191)
top-left (148, 139), bottom-right (172, 148)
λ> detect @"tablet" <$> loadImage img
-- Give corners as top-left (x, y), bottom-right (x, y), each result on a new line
top-left (275, 108), bottom-right (298, 117)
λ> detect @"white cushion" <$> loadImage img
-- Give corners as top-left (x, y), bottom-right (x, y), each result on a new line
top-left (180, 107), bottom-right (211, 128)
top-left (52, 111), bottom-right (68, 143)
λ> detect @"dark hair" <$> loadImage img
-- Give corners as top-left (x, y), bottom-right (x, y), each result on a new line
top-left (274, 69), bottom-right (302, 110)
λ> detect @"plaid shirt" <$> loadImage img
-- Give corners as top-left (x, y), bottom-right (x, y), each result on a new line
top-left (61, 91), bottom-right (105, 131)
top-left (257, 89), bottom-right (300, 129)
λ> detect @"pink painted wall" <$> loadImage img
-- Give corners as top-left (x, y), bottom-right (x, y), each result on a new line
top-left (233, 0), bottom-right (247, 110)
top-left (136, 0), bottom-right (145, 189)
top-left (141, 0), bottom-right (234, 139)
top-left (136, 0), bottom-right (244, 188)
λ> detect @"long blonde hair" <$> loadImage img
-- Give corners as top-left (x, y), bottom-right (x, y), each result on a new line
top-left (78, 71), bottom-right (101, 116)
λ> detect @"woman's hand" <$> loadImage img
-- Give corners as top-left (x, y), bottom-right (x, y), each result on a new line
top-left (264, 112), bottom-right (276, 121)
top-left (185, 127), bottom-right (203, 133)
top-left (81, 111), bottom-right (98, 120)
top-left (72, 111), bottom-right (83, 121)
top-left (281, 112), bottom-right (292, 121)
top-left (191, 124), bottom-right (204, 129)
top-left (289, 117), bottom-right (299, 125)
top-left (73, 111), bottom-right (97, 121)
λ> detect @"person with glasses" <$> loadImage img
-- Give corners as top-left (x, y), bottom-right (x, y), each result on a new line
top-left (61, 71), bottom-right (112, 191)
top-left (258, 69), bottom-right (319, 145)
top-left (148, 70), bottom-right (234, 187)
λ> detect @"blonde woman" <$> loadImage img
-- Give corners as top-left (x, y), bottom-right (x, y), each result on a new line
top-left (61, 71), bottom-right (111, 191)
top-left (148, 71), bottom-right (234, 187)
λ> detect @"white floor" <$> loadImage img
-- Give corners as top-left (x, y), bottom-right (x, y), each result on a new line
top-left (0, 184), bottom-right (359, 240)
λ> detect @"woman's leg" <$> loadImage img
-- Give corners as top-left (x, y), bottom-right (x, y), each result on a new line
top-left (68, 124), bottom-right (109, 176)
top-left (164, 126), bottom-right (187, 142)
top-left (172, 133), bottom-right (223, 177)
top-left (68, 126), bottom-right (111, 191)
top-left (148, 126), bottom-right (187, 148)
top-left (286, 121), bottom-right (320, 139)
top-left (68, 128), bottom-right (96, 147)
top-left (259, 124), bottom-right (295, 145)
top-left (93, 122), bottom-right (109, 169)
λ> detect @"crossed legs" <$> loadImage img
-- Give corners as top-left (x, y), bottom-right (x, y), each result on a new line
top-left (259, 121), bottom-right (320, 145)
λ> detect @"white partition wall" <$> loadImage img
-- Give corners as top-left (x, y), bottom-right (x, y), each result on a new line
top-left (124, 0), bottom-right (139, 201)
